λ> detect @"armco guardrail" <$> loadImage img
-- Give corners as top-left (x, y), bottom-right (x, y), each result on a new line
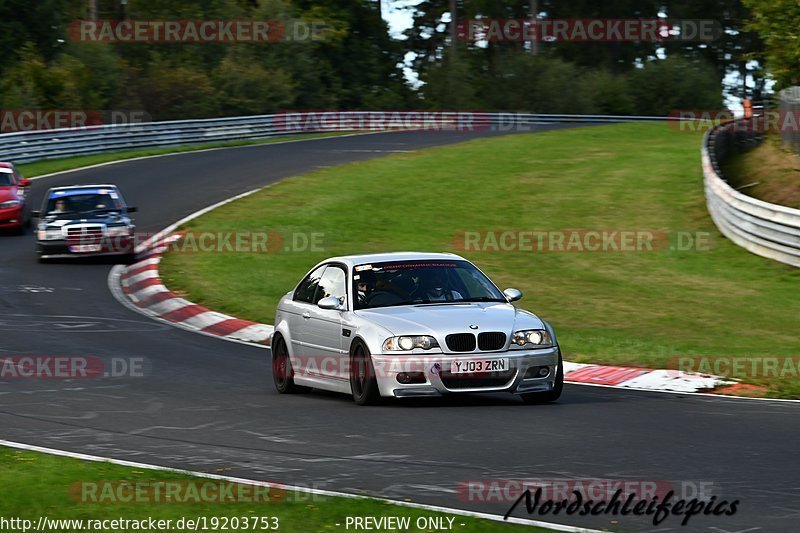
top-left (0, 112), bottom-right (678, 164)
top-left (703, 118), bottom-right (800, 268)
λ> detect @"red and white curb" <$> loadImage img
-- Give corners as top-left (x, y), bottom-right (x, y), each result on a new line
top-left (113, 234), bottom-right (273, 346)
top-left (562, 362), bottom-right (732, 393)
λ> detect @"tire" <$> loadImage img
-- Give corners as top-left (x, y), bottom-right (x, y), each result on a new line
top-left (271, 334), bottom-right (309, 394)
top-left (349, 341), bottom-right (381, 406)
top-left (520, 348), bottom-right (563, 404)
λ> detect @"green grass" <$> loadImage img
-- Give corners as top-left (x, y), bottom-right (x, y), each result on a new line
top-left (17, 132), bottom-right (353, 178)
top-left (722, 134), bottom-right (800, 209)
top-left (159, 123), bottom-right (800, 398)
top-left (0, 447), bottom-right (549, 533)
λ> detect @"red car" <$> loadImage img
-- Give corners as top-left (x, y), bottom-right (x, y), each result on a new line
top-left (0, 162), bottom-right (31, 234)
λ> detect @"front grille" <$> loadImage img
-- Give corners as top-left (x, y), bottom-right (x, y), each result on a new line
top-left (478, 332), bottom-right (506, 351)
top-left (440, 369), bottom-right (516, 390)
top-left (67, 226), bottom-right (104, 244)
top-left (446, 333), bottom-right (476, 352)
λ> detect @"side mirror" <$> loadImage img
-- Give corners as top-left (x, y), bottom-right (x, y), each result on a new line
top-left (503, 288), bottom-right (523, 302)
top-left (31, 210), bottom-right (41, 218)
top-left (317, 296), bottom-right (341, 310)
top-left (19, 178), bottom-right (31, 187)
top-left (127, 206), bottom-right (138, 213)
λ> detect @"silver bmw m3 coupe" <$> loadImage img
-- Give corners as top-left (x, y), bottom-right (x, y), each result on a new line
top-left (271, 252), bottom-right (563, 405)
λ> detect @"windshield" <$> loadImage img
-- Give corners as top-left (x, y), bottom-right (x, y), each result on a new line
top-left (45, 191), bottom-right (123, 217)
top-left (353, 260), bottom-right (505, 310)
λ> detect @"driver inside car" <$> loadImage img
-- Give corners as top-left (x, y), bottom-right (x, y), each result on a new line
top-left (421, 270), bottom-right (462, 302)
top-left (52, 199), bottom-right (68, 213)
top-left (356, 270), bottom-right (376, 305)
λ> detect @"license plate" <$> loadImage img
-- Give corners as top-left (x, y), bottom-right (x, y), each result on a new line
top-left (69, 244), bottom-right (102, 253)
top-left (450, 358), bottom-right (508, 374)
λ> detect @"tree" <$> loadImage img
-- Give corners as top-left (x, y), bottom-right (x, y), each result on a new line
top-left (741, 0), bottom-right (800, 89)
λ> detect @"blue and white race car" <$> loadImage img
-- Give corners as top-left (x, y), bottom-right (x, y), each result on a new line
top-left (34, 184), bottom-right (138, 262)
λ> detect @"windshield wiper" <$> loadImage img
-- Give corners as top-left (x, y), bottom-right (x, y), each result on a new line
top-left (87, 208), bottom-right (121, 214)
top-left (384, 299), bottom-right (429, 307)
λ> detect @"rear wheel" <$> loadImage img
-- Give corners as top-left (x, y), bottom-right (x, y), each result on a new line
top-left (349, 341), bottom-right (381, 405)
top-left (271, 335), bottom-right (309, 394)
top-left (520, 349), bottom-right (563, 404)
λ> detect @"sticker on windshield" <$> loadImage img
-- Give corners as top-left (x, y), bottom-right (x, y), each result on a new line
top-left (354, 265), bottom-right (373, 272)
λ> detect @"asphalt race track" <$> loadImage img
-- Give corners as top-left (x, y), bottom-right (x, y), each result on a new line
top-left (1, 128), bottom-right (799, 532)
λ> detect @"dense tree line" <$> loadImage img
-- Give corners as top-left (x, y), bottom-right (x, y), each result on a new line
top-left (0, 0), bottom-right (770, 121)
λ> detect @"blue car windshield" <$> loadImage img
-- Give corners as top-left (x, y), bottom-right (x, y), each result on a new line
top-left (353, 260), bottom-right (506, 310)
top-left (45, 192), bottom-right (122, 217)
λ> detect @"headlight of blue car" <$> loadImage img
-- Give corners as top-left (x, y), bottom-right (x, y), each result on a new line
top-left (37, 228), bottom-right (63, 241)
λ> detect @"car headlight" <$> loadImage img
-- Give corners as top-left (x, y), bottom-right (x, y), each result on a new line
top-left (512, 329), bottom-right (552, 348)
top-left (106, 226), bottom-right (131, 237)
top-left (383, 336), bottom-right (440, 351)
top-left (37, 228), bottom-right (63, 241)
top-left (0, 200), bottom-right (21, 209)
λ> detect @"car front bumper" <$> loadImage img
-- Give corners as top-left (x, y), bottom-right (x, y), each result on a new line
top-left (37, 239), bottom-right (133, 258)
top-left (370, 346), bottom-right (560, 398)
top-left (0, 206), bottom-right (24, 228)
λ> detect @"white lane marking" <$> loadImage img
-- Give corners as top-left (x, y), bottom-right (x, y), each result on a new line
top-left (26, 131), bottom-right (386, 182)
top-left (0, 438), bottom-right (601, 533)
top-left (16, 285), bottom-right (54, 293)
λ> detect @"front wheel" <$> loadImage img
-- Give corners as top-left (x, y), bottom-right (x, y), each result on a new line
top-left (349, 341), bottom-right (381, 406)
top-left (271, 335), bottom-right (309, 394)
top-left (520, 349), bottom-right (563, 404)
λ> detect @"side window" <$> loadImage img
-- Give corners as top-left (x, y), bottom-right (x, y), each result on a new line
top-left (317, 266), bottom-right (347, 304)
top-left (294, 266), bottom-right (326, 303)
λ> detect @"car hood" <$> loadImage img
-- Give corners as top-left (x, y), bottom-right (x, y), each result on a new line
top-left (354, 302), bottom-right (544, 337)
top-left (40, 213), bottom-right (130, 229)
top-left (0, 186), bottom-right (19, 203)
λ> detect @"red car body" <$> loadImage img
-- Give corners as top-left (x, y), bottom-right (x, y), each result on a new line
top-left (0, 162), bottom-right (31, 233)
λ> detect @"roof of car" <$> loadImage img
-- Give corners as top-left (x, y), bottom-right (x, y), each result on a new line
top-left (324, 252), bottom-right (467, 267)
top-left (0, 162), bottom-right (14, 169)
top-left (48, 184), bottom-right (118, 192)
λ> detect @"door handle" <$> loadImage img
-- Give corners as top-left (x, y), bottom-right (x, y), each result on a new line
top-left (302, 312), bottom-right (311, 319)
